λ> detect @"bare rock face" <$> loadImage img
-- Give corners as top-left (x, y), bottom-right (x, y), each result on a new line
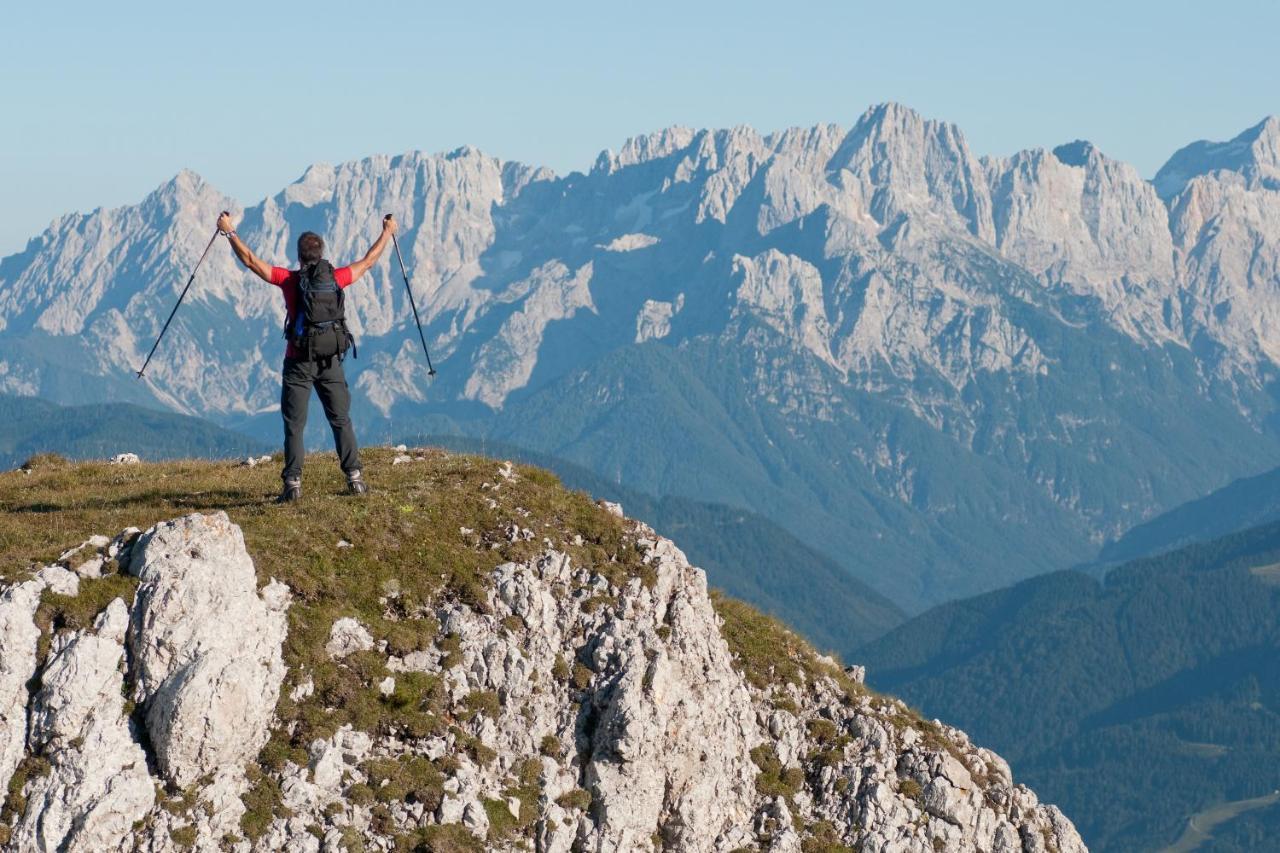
top-left (127, 511), bottom-right (290, 788)
top-left (0, 580), bottom-right (45, 798)
top-left (433, 536), bottom-right (763, 851)
top-left (12, 600), bottom-right (153, 853)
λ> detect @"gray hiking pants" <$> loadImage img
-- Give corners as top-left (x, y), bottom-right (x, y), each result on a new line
top-left (281, 356), bottom-right (362, 481)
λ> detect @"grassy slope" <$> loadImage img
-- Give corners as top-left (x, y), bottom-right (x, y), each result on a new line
top-left (0, 449), bottom-right (906, 850)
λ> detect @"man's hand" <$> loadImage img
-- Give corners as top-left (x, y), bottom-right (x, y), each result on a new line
top-left (348, 216), bottom-right (398, 283)
top-left (220, 213), bottom-right (274, 283)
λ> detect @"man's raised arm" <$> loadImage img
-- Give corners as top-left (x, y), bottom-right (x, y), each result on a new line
top-left (346, 215), bottom-right (398, 283)
top-left (217, 212), bottom-right (275, 283)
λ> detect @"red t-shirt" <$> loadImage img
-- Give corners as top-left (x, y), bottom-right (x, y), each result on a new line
top-left (270, 265), bottom-right (354, 359)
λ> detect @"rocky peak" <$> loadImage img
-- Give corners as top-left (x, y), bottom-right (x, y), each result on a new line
top-left (0, 456), bottom-right (1087, 852)
top-left (1153, 115), bottom-right (1280, 200)
top-left (826, 102), bottom-right (995, 241)
top-left (985, 139), bottom-right (1179, 342)
top-left (596, 126), bottom-right (700, 173)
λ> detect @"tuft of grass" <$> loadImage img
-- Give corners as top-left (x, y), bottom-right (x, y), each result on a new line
top-left (33, 573), bottom-right (139, 662)
top-left (461, 690), bottom-right (501, 721)
top-left (239, 765), bottom-right (288, 840)
top-left (169, 824), bottom-right (197, 849)
top-left (751, 744), bottom-right (805, 802)
top-left (800, 820), bottom-right (855, 852)
top-left (1, 754), bottom-right (51, 831)
top-left (360, 755), bottom-right (445, 811)
top-left (556, 788), bottom-right (592, 812)
top-left (418, 823), bottom-right (484, 852)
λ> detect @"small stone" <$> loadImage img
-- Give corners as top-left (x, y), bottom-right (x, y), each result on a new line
top-left (325, 617), bottom-right (375, 659)
top-left (108, 452), bottom-right (140, 465)
top-left (379, 677), bottom-right (396, 698)
top-left (337, 539), bottom-right (353, 549)
top-left (37, 565), bottom-right (79, 597)
top-left (392, 454), bottom-right (412, 465)
top-left (394, 444), bottom-right (408, 452)
top-left (600, 500), bottom-right (624, 518)
top-left (462, 799), bottom-right (490, 837)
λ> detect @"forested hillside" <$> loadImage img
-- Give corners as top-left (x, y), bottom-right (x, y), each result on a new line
top-left (859, 522), bottom-right (1280, 851)
top-left (0, 395), bottom-right (268, 468)
top-left (1092, 463), bottom-right (1280, 568)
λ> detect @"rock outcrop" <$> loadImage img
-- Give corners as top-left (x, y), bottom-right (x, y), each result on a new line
top-left (0, 502), bottom-right (1085, 852)
top-left (127, 512), bottom-right (290, 788)
top-left (12, 600), bottom-right (152, 853)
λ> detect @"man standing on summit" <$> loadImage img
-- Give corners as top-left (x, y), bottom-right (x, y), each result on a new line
top-left (216, 211), bottom-right (397, 502)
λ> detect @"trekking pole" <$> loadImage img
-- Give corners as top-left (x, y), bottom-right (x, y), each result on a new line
top-left (386, 214), bottom-right (438, 378)
top-left (136, 215), bottom-right (226, 378)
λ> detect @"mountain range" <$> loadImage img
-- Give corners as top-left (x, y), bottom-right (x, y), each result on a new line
top-left (3, 104), bottom-right (1280, 612)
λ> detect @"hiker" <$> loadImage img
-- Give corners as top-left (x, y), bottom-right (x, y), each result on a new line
top-left (216, 212), bottom-right (397, 502)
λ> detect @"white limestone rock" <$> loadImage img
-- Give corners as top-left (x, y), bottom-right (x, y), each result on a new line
top-left (0, 578), bottom-right (44, 797)
top-left (13, 599), bottom-right (154, 853)
top-left (326, 617), bottom-right (375, 659)
top-left (126, 511), bottom-right (290, 788)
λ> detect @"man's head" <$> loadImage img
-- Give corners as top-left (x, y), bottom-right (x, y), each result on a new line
top-left (297, 232), bottom-right (324, 266)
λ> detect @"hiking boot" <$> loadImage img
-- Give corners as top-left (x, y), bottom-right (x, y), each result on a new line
top-left (346, 470), bottom-right (369, 496)
top-left (277, 477), bottom-right (302, 504)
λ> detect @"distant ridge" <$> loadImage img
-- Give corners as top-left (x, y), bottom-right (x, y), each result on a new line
top-left (859, 520), bottom-right (1280, 850)
top-left (0, 395), bottom-right (269, 468)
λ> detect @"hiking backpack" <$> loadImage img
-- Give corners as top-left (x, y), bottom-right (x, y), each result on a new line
top-left (285, 260), bottom-right (355, 361)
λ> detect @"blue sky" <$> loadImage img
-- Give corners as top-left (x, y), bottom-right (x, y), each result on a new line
top-left (1, 0), bottom-right (1276, 256)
